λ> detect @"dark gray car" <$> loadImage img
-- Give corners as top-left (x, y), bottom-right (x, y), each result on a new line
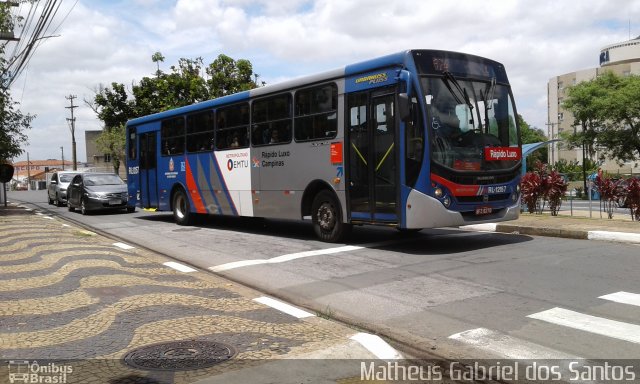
top-left (67, 173), bottom-right (135, 215)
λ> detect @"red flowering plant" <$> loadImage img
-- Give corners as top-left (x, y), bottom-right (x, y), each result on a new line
top-left (624, 177), bottom-right (640, 221)
top-left (520, 171), bottom-right (542, 214)
top-left (595, 175), bottom-right (623, 219)
top-left (520, 161), bottom-right (568, 215)
top-left (546, 170), bottom-right (568, 216)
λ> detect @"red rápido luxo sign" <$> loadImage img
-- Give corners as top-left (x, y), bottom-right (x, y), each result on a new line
top-left (484, 147), bottom-right (521, 161)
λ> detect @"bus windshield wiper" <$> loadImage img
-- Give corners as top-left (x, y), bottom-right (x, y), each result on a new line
top-left (443, 71), bottom-right (474, 113)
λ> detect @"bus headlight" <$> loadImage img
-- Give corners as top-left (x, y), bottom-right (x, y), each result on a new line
top-left (434, 187), bottom-right (443, 198)
top-left (443, 196), bottom-right (451, 208)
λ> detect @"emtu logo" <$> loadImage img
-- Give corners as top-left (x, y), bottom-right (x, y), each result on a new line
top-left (227, 159), bottom-right (249, 171)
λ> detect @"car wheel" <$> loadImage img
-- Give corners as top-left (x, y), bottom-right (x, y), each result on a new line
top-left (55, 193), bottom-right (64, 207)
top-left (81, 198), bottom-right (88, 215)
top-left (126, 206), bottom-right (135, 213)
top-left (173, 188), bottom-right (193, 225)
top-left (311, 190), bottom-right (350, 242)
top-left (48, 194), bottom-right (53, 205)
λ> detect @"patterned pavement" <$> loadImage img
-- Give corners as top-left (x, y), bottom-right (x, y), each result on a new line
top-left (0, 204), bottom-right (401, 384)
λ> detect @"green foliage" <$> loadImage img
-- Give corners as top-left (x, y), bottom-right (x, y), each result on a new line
top-left (0, 7), bottom-right (34, 163)
top-left (90, 52), bottom-right (261, 172)
top-left (518, 114), bottom-right (548, 171)
top-left (562, 71), bottom-right (640, 164)
top-left (552, 158), bottom-right (598, 181)
top-left (0, 90), bottom-right (34, 162)
top-left (95, 123), bottom-right (125, 175)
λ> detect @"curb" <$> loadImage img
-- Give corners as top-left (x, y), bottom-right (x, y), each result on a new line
top-left (461, 223), bottom-right (640, 244)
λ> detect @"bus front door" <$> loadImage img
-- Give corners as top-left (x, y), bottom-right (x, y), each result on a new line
top-left (348, 91), bottom-right (398, 223)
top-left (139, 132), bottom-right (159, 209)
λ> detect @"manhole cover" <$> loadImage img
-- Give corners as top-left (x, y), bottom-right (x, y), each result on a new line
top-left (123, 340), bottom-right (236, 371)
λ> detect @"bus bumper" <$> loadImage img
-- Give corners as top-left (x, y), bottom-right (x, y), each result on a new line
top-left (405, 189), bottom-right (520, 228)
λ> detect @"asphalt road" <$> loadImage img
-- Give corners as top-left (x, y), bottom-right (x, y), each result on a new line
top-left (9, 190), bottom-right (640, 363)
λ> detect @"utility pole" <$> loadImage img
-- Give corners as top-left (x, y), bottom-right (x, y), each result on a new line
top-left (545, 122), bottom-right (557, 165)
top-left (60, 146), bottom-right (64, 170)
top-left (65, 95), bottom-right (78, 170)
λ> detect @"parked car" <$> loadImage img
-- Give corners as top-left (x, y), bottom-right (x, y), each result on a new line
top-left (67, 173), bottom-right (134, 215)
top-left (48, 171), bottom-right (81, 206)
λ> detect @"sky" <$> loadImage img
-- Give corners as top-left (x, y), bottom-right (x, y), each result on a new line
top-left (7, 0), bottom-right (640, 163)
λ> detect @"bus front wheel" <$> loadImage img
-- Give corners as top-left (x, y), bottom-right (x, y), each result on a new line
top-left (311, 190), bottom-right (350, 243)
top-left (173, 189), bottom-right (193, 226)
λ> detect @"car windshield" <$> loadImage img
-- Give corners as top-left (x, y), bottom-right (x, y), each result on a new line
top-left (84, 175), bottom-right (124, 186)
top-left (421, 76), bottom-right (519, 171)
top-left (59, 174), bottom-right (77, 183)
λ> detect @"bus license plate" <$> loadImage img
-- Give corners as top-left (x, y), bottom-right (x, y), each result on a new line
top-left (475, 206), bottom-right (492, 215)
top-left (108, 199), bottom-right (122, 205)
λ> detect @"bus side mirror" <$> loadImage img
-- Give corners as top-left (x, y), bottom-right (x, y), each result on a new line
top-left (398, 93), bottom-right (411, 122)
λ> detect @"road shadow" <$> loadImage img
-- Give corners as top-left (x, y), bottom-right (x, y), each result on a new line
top-left (133, 212), bottom-right (533, 255)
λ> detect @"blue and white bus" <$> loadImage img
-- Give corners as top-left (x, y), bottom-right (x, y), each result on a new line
top-left (126, 50), bottom-right (521, 242)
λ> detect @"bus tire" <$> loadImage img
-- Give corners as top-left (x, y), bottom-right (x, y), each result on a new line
top-left (311, 190), bottom-right (350, 243)
top-left (173, 188), bottom-right (193, 226)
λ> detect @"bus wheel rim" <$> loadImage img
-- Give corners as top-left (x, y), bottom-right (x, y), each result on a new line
top-left (176, 195), bottom-right (185, 219)
top-left (318, 203), bottom-right (335, 231)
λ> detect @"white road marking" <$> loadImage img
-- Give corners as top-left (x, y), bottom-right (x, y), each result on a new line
top-left (209, 245), bottom-right (364, 272)
top-left (209, 240), bottom-right (404, 272)
top-left (527, 307), bottom-right (640, 344)
top-left (349, 332), bottom-right (403, 360)
top-left (253, 296), bottom-right (314, 319)
top-left (599, 291), bottom-right (640, 307)
top-left (113, 242), bottom-right (135, 250)
top-left (448, 327), bottom-right (578, 359)
top-left (163, 261), bottom-right (197, 273)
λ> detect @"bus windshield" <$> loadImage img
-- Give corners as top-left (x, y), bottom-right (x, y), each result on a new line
top-left (422, 76), bottom-right (519, 171)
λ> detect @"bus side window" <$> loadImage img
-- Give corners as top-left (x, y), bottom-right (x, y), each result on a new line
top-left (161, 117), bottom-right (185, 156)
top-left (294, 84), bottom-right (338, 142)
top-left (252, 93), bottom-right (292, 146)
top-left (128, 127), bottom-right (137, 160)
top-left (216, 103), bottom-right (249, 150)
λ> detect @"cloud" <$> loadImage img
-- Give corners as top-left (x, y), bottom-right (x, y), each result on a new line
top-left (8, 0), bottom-right (640, 163)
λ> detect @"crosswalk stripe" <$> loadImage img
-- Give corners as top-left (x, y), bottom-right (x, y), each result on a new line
top-left (599, 291), bottom-right (640, 307)
top-left (527, 307), bottom-right (640, 344)
top-left (448, 327), bottom-right (578, 359)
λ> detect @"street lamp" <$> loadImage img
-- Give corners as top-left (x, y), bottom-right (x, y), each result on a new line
top-left (61, 146), bottom-right (64, 170)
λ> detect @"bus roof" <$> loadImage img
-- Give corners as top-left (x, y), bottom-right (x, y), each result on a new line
top-left (125, 49), bottom-right (502, 127)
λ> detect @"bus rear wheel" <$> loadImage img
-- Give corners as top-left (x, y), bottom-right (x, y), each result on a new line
top-left (311, 190), bottom-right (350, 243)
top-left (173, 189), bottom-right (193, 225)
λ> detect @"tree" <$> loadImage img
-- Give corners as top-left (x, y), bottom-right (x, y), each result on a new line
top-left (86, 83), bottom-right (135, 174)
top-left (518, 115), bottom-right (548, 171)
top-left (0, 5), bottom-right (34, 163)
top-left (595, 73), bottom-right (640, 163)
top-left (206, 54), bottom-right (262, 98)
top-left (95, 123), bottom-right (126, 175)
top-left (561, 72), bottom-right (613, 190)
top-left (0, 89), bottom-right (34, 162)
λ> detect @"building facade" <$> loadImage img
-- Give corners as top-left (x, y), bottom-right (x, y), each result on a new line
top-left (547, 36), bottom-right (640, 175)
